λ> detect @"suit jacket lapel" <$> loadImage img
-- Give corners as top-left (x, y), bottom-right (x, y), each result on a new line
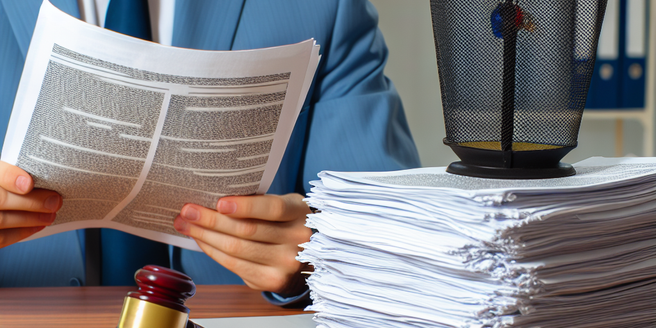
top-left (1, 0), bottom-right (45, 57)
top-left (172, 0), bottom-right (245, 51)
top-left (0, 0), bottom-right (80, 58)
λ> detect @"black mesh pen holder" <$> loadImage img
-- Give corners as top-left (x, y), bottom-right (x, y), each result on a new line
top-left (430, 0), bottom-right (607, 179)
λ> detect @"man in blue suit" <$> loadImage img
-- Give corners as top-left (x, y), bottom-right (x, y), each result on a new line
top-left (0, 0), bottom-right (420, 305)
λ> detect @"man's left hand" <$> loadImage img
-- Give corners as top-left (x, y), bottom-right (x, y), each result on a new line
top-left (174, 193), bottom-right (313, 295)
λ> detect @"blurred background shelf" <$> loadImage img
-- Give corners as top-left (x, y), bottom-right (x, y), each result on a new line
top-left (583, 0), bottom-right (654, 157)
top-left (583, 108), bottom-right (654, 157)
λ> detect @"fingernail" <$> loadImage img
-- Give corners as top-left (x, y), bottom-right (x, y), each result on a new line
top-left (39, 213), bottom-right (56, 223)
top-left (218, 200), bottom-right (236, 214)
top-left (182, 206), bottom-right (200, 221)
top-left (15, 176), bottom-right (30, 193)
top-left (174, 217), bottom-right (189, 233)
top-left (44, 195), bottom-right (61, 211)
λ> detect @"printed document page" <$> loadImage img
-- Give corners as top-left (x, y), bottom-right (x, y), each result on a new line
top-left (1, 1), bottom-right (320, 251)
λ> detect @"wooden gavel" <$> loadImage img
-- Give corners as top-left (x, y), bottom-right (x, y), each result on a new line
top-left (117, 265), bottom-right (202, 328)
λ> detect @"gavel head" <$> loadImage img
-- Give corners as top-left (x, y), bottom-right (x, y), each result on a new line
top-left (117, 265), bottom-right (196, 328)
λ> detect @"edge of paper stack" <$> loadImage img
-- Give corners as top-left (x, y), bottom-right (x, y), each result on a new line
top-left (298, 157), bottom-right (656, 328)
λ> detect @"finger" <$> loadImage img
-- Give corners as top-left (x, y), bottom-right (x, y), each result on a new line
top-left (194, 239), bottom-right (294, 293)
top-left (179, 204), bottom-right (311, 243)
top-left (216, 194), bottom-right (311, 222)
top-left (0, 226), bottom-right (45, 248)
top-left (0, 211), bottom-right (56, 229)
top-left (0, 188), bottom-right (62, 213)
top-left (0, 161), bottom-right (33, 195)
top-left (174, 217), bottom-right (299, 268)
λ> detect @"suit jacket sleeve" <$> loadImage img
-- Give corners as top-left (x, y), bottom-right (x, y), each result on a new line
top-left (299, 0), bottom-right (420, 193)
top-left (262, 0), bottom-right (421, 308)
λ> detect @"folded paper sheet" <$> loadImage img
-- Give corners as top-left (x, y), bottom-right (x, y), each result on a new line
top-left (1, 1), bottom-right (320, 251)
top-left (299, 157), bottom-right (656, 328)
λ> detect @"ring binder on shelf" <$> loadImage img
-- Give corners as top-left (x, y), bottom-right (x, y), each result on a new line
top-left (621, 0), bottom-right (648, 108)
top-left (586, 0), bottom-right (621, 109)
top-left (586, 0), bottom-right (649, 110)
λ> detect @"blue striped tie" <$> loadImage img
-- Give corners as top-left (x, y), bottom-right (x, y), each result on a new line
top-left (85, 0), bottom-right (170, 287)
top-left (104, 0), bottom-right (152, 40)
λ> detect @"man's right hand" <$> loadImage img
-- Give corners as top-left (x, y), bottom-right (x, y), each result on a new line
top-left (0, 161), bottom-right (61, 248)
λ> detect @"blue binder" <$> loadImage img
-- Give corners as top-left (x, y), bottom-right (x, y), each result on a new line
top-left (620, 0), bottom-right (648, 108)
top-left (586, 0), bottom-right (621, 109)
top-left (586, 0), bottom-right (649, 110)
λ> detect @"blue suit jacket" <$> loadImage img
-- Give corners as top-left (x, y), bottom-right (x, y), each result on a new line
top-left (0, 0), bottom-right (420, 290)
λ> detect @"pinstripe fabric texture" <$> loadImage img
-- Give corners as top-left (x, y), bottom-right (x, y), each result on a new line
top-left (0, 0), bottom-right (85, 287)
top-left (0, 2), bottom-right (24, 147)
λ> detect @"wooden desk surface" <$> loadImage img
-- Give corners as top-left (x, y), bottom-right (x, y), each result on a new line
top-left (0, 285), bottom-right (307, 327)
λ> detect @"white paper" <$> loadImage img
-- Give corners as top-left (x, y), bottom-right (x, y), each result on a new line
top-left (299, 157), bottom-right (656, 327)
top-left (2, 1), bottom-right (320, 251)
top-left (191, 314), bottom-right (315, 328)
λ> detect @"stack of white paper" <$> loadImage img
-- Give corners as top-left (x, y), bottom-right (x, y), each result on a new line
top-left (298, 157), bottom-right (656, 328)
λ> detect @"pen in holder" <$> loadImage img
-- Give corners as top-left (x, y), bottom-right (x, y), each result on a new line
top-left (117, 265), bottom-right (202, 328)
